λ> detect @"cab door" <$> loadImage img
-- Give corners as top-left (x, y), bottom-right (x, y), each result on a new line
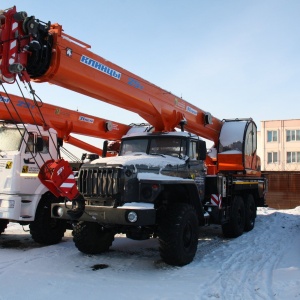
top-left (187, 139), bottom-right (206, 202)
top-left (20, 131), bottom-right (52, 193)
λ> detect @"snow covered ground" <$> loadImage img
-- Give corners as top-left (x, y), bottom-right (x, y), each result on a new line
top-left (0, 206), bottom-right (299, 300)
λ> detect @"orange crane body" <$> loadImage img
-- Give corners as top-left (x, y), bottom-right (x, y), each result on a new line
top-left (0, 7), bottom-right (267, 266)
top-left (0, 6), bottom-right (263, 177)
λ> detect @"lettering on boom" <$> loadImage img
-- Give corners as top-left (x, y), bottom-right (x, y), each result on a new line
top-left (80, 55), bottom-right (121, 80)
top-left (0, 96), bottom-right (10, 103)
top-left (186, 106), bottom-right (197, 116)
top-left (79, 116), bottom-right (94, 123)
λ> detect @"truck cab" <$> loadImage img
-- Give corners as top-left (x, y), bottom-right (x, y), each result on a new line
top-left (78, 131), bottom-right (207, 208)
top-left (0, 123), bottom-right (66, 244)
top-left (52, 131), bottom-right (208, 265)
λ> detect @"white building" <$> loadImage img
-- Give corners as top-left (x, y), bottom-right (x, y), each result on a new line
top-left (257, 119), bottom-right (300, 171)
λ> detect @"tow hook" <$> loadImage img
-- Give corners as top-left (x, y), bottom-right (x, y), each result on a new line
top-left (67, 194), bottom-right (85, 219)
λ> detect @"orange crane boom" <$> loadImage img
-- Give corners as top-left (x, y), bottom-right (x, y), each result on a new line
top-left (0, 92), bottom-right (131, 155)
top-left (0, 6), bottom-right (222, 145)
top-left (0, 6), bottom-right (262, 204)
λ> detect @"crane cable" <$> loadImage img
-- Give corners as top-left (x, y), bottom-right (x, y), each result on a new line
top-left (19, 78), bottom-right (61, 161)
top-left (0, 79), bottom-right (59, 172)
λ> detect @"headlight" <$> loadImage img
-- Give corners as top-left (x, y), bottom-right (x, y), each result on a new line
top-left (0, 200), bottom-right (15, 208)
top-left (53, 206), bottom-right (64, 217)
top-left (127, 211), bottom-right (138, 223)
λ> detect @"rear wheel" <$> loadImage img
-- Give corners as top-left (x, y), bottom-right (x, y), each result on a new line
top-left (244, 194), bottom-right (256, 232)
top-left (222, 195), bottom-right (245, 238)
top-left (73, 221), bottom-right (115, 254)
top-left (0, 219), bottom-right (9, 234)
top-left (158, 203), bottom-right (199, 266)
top-left (30, 193), bottom-right (67, 245)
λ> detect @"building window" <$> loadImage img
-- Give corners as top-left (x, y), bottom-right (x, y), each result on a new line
top-left (267, 152), bottom-right (278, 164)
top-left (286, 130), bottom-right (300, 142)
top-left (287, 151), bottom-right (300, 163)
top-left (267, 130), bottom-right (277, 142)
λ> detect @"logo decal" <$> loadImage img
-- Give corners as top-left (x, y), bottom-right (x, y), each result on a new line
top-left (80, 55), bottom-right (121, 80)
top-left (174, 98), bottom-right (185, 110)
top-left (66, 48), bottom-right (72, 57)
top-left (0, 96), bottom-right (10, 103)
top-left (79, 116), bottom-right (94, 123)
top-left (5, 161), bottom-right (12, 169)
top-left (57, 166), bottom-right (64, 176)
top-left (128, 77), bottom-right (143, 90)
top-left (186, 106), bottom-right (197, 116)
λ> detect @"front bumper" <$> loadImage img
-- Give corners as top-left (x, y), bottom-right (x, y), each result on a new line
top-left (0, 194), bottom-right (39, 221)
top-left (51, 202), bottom-right (156, 226)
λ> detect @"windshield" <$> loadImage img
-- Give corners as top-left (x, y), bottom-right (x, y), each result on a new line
top-left (218, 121), bottom-right (246, 153)
top-left (120, 137), bottom-right (187, 158)
top-left (0, 127), bottom-right (24, 151)
top-left (120, 139), bottom-right (148, 155)
top-left (149, 137), bottom-right (186, 157)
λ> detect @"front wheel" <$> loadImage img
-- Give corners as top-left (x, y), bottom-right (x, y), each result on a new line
top-left (73, 221), bottom-right (115, 254)
top-left (158, 203), bottom-right (199, 266)
top-left (0, 219), bottom-right (9, 234)
top-left (30, 193), bottom-right (67, 245)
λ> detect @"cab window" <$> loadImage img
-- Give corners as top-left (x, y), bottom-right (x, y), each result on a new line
top-left (25, 133), bottom-right (34, 153)
top-left (189, 141), bottom-right (198, 160)
top-left (39, 136), bottom-right (49, 154)
top-left (25, 133), bottom-right (49, 153)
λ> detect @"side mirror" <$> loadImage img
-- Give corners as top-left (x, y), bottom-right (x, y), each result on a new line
top-left (198, 140), bottom-right (207, 160)
top-left (102, 140), bottom-right (108, 158)
top-left (81, 153), bottom-right (87, 161)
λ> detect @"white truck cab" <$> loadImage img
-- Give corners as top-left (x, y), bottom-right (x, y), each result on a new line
top-left (0, 123), bottom-right (67, 244)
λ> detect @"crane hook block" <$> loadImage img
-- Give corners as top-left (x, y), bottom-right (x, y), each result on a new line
top-left (38, 159), bottom-right (79, 200)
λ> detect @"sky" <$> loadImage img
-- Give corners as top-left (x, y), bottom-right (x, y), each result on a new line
top-left (0, 206), bottom-right (300, 299)
top-left (2, 0), bottom-right (300, 159)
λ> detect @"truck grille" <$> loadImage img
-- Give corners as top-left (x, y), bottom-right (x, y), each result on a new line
top-left (78, 166), bottom-right (123, 198)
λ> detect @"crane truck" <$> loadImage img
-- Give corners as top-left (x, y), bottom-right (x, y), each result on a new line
top-left (0, 91), bottom-right (142, 244)
top-left (0, 6), bottom-right (267, 265)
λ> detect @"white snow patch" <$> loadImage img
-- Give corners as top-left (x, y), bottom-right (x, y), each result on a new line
top-left (0, 206), bottom-right (299, 299)
top-left (92, 153), bottom-right (184, 168)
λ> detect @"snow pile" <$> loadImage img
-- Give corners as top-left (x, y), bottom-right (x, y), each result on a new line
top-left (92, 153), bottom-right (184, 168)
top-left (0, 206), bottom-right (299, 299)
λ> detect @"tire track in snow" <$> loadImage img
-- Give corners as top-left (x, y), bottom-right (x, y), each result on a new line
top-left (195, 209), bottom-right (300, 300)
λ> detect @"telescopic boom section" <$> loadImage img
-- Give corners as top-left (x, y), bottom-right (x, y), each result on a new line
top-left (0, 6), bottom-right (222, 144)
top-left (0, 92), bottom-right (131, 155)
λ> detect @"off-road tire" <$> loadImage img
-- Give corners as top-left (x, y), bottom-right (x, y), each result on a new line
top-left (30, 193), bottom-right (67, 245)
top-left (158, 203), bottom-right (199, 266)
top-left (0, 219), bottom-right (9, 234)
top-left (73, 221), bottom-right (115, 254)
top-left (222, 195), bottom-right (245, 238)
top-left (244, 194), bottom-right (256, 232)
